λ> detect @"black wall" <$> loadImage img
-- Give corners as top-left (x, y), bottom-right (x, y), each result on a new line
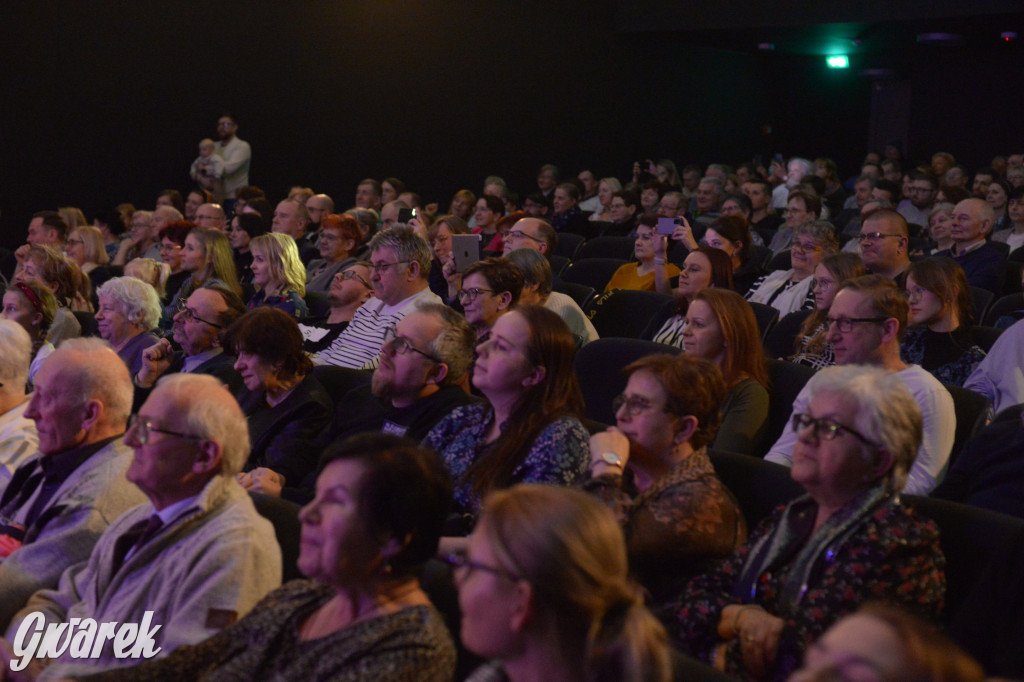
top-left (0, 2), bottom-right (1016, 250)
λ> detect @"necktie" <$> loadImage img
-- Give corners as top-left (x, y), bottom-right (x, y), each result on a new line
top-left (111, 514), bottom-right (164, 572)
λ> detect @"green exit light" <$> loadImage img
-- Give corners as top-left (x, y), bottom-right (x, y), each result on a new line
top-left (827, 55), bottom-right (849, 68)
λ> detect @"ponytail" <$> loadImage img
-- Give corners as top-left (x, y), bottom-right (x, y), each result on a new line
top-left (585, 586), bottom-right (671, 682)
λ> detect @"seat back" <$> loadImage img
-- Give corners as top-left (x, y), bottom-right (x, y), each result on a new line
top-left (312, 365), bottom-right (373, 402)
top-left (575, 338), bottom-right (680, 424)
top-left (547, 254), bottom-right (571, 278)
top-left (708, 449), bottom-right (804, 529)
top-left (748, 244), bottom-right (773, 270)
top-left (971, 325), bottom-right (1004, 353)
top-left (575, 235), bottom-right (637, 261)
top-left (304, 291), bottom-right (330, 318)
top-left (766, 249), bottom-right (791, 271)
top-left (552, 280), bottom-right (596, 310)
top-left (943, 383), bottom-right (992, 466)
top-left (561, 257), bottom-right (628, 292)
top-left (554, 232), bottom-right (585, 260)
top-left (249, 492), bottom-right (303, 583)
top-left (762, 359), bottom-right (816, 452)
top-left (764, 309), bottom-right (812, 359)
top-left (587, 289), bottom-right (676, 340)
top-left (748, 301), bottom-right (780, 340)
top-left (970, 286), bottom-right (994, 323)
top-left (982, 293), bottom-right (1024, 327)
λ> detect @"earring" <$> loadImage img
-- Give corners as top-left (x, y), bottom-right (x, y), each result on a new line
top-left (381, 560), bottom-right (393, 576)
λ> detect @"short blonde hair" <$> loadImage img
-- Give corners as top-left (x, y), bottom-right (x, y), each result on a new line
top-left (250, 232), bottom-right (306, 296)
top-left (69, 225), bottom-right (109, 266)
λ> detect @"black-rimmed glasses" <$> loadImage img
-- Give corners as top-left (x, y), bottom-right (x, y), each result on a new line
top-left (824, 316), bottom-right (888, 333)
top-left (382, 326), bottom-right (441, 363)
top-left (438, 553), bottom-right (521, 582)
top-left (791, 413), bottom-right (879, 448)
top-left (178, 307), bottom-right (223, 328)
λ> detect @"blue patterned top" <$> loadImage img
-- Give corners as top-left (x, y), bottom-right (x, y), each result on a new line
top-left (423, 403), bottom-right (590, 517)
top-left (900, 326), bottom-right (985, 387)
top-left (248, 289), bottom-right (309, 320)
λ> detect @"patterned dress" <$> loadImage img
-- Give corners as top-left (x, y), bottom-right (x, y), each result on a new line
top-left (583, 448), bottom-right (747, 603)
top-left (247, 289), bottom-right (309, 320)
top-left (80, 580), bottom-right (456, 682)
top-left (900, 326), bottom-right (985, 387)
top-left (670, 490), bottom-right (945, 681)
top-left (423, 403), bottom-right (590, 520)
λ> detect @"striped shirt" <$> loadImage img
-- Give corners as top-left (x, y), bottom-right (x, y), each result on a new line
top-left (312, 287), bottom-right (441, 369)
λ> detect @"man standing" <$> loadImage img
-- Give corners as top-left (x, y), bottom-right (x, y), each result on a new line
top-left (765, 275), bottom-right (955, 495)
top-left (214, 113), bottom-right (251, 211)
top-left (937, 198), bottom-right (1005, 293)
top-left (4, 373), bottom-right (282, 678)
top-left (314, 226), bottom-right (441, 369)
top-left (0, 340), bottom-right (146, 628)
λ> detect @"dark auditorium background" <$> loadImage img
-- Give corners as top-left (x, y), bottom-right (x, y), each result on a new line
top-left (1, 0), bottom-right (1022, 249)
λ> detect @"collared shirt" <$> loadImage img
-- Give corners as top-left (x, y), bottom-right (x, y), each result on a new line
top-left (182, 347), bottom-right (223, 374)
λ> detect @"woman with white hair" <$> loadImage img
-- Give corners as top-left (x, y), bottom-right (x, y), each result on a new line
top-left (0, 320), bottom-right (39, 496)
top-left (95, 276), bottom-right (163, 377)
top-left (672, 364), bottom-right (945, 681)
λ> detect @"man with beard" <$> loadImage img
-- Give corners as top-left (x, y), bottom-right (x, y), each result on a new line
top-left (300, 262), bottom-right (373, 354)
top-left (213, 113), bottom-right (251, 210)
top-left (896, 172), bottom-right (939, 228)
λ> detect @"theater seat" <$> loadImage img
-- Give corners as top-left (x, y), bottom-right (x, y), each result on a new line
top-left (708, 449), bottom-right (804, 529)
top-left (761, 359), bottom-right (816, 453)
top-left (575, 337), bottom-right (680, 425)
top-left (747, 301), bottom-right (780, 340)
top-left (561, 257), bottom-right (628, 292)
top-left (586, 289), bottom-right (675, 340)
top-left (575, 235), bottom-right (637, 261)
top-left (312, 365), bottom-right (372, 403)
top-left (554, 232), bottom-right (585, 260)
top-left (942, 383), bottom-right (992, 466)
top-left (249, 492), bottom-right (303, 583)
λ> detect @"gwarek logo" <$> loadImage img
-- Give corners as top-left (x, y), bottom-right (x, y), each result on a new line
top-left (9, 612), bottom-right (162, 672)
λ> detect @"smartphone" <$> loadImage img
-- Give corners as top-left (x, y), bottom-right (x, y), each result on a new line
top-left (657, 217), bottom-right (681, 235)
top-left (398, 207), bottom-right (417, 224)
top-left (452, 234), bottom-right (482, 273)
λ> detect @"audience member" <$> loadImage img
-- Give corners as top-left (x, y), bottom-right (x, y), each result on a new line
top-left (766, 275), bottom-right (955, 495)
top-left (963, 316), bottom-right (1024, 415)
top-left (156, 221), bottom-right (192, 303)
top-left (937, 198), bottom-right (1005, 293)
top-left (584, 354), bottom-right (746, 601)
top-left (896, 171), bottom-right (939, 229)
top-left (453, 485), bottom-right (671, 682)
top-left (0, 321), bottom-right (38, 495)
top-left (1, 281), bottom-right (57, 383)
top-left (166, 225), bottom-right (241, 319)
top-left (189, 137), bottom-right (224, 194)
top-left (505, 248), bottom-right (598, 346)
top-left (15, 245), bottom-right (84, 344)
top-left (195, 202), bottom-right (227, 230)
top-left (304, 213), bottom-right (360, 295)
top-left (64, 224), bottom-right (109, 277)
top-left (923, 202), bottom-right (956, 254)
top-left (95, 276), bottom-right (163, 377)
top-left (743, 178), bottom-right (783, 240)
top-left (0, 339), bottom-right (146, 628)
top-left (300, 261), bottom-right (373, 354)
top-left (703, 215), bottom-right (764, 295)
top-left (588, 177), bottom-right (622, 223)
top-left (426, 214), bottom-right (470, 299)
top-left (271, 198), bottom-right (317, 264)
top-left (424, 306), bottom-right (590, 534)
top-left (457, 257), bottom-right (523, 341)
top-left (788, 252), bottom-right (866, 369)
top-left (225, 212), bottom-right (265, 281)
top-left (747, 220), bottom-right (837, 315)
top-left (112, 210), bottom-right (159, 266)
top-left (3, 373), bottom-right (282, 678)
top-left (770, 157), bottom-right (813, 209)
top-left (214, 113), bottom-right (251, 208)
top-left (314, 226), bottom-right (441, 369)
top-left (856, 208), bottom-right (912, 285)
top-left (901, 257), bottom-right (985, 386)
top-left (230, 308), bottom-right (333, 498)
top-left (124, 257), bottom-right (169, 299)
top-left (501, 217), bottom-right (556, 257)
top-left (673, 365), bottom-right (944, 681)
top-left (247, 233), bottom-right (308, 319)
top-left (768, 188), bottom-right (821, 255)
top-left (549, 182), bottom-right (589, 235)
top-left (650, 246), bottom-right (733, 347)
top-left (304, 194), bottom-right (334, 232)
top-left (992, 184), bottom-right (1024, 255)
top-left (603, 189), bottom-right (641, 236)
top-left (604, 221), bottom-right (681, 292)
top-left (448, 189), bottom-right (476, 221)
top-left (471, 194), bottom-right (505, 253)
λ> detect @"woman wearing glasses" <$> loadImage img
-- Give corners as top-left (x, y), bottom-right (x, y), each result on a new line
top-left (453, 485), bottom-right (673, 682)
top-left (788, 253), bottom-right (866, 369)
top-left (247, 233), bottom-right (309, 320)
top-left (305, 213), bottom-right (361, 295)
top-left (456, 258), bottom-right (523, 341)
top-left (746, 219), bottom-right (837, 316)
top-left (229, 307), bottom-right (333, 500)
top-left (900, 257), bottom-right (985, 387)
top-left (423, 305), bottom-right (590, 538)
top-left (671, 365), bottom-right (944, 681)
top-left (583, 354), bottom-right (746, 603)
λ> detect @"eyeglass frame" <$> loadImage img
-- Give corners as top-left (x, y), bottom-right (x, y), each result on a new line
top-left (791, 412), bottom-right (880, 449)
top-left (612, 393), bottom-right (663, 417)
top-left (506, 229), bottom-right (543, 244)
top-left (824, 316), bottom-right (889, 333)
top-left (336, 269), bottom-right (371, 289)
top-left (127, 414), bottom-right (204, 445)
top-left (382, 325), bottom-right (442, 363)
top-left (370, 260), bottom-right (410, 274)
top-left (855, 232), bottom-right (903, 244)
top-left (177, 306), bottom-right (223, 328)
top-left (456, 287), bottom-right (495, 304)
top-left (439, 552), bottom-right (522, 583)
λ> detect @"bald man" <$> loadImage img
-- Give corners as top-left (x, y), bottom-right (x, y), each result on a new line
top-left (937, 198), bottom-right (1006, 293)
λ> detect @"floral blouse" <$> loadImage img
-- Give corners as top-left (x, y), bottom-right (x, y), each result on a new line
top-left (670, 496), bottom-right (945, 681)
top-left (583, 448), bottom-right (747, 603)
top-left (423, 403), bottom-right (590, 520)
top-left (247, 289), bottom-right (309, 320)
top-left (900, 326), bottom-right (985, 388)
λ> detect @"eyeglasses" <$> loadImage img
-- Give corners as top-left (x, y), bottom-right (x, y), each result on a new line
top-left (65, 238), bottom-right (84, 247)
top-left (371, 260), bottom-right (409, 274)
top-left (791, 240), bottom-right (822, 252)
top-left (337, 269), bottom-right (371, 288)
top-left (825, 316), bottom-right (888, 333)
top-left (456, 287), bottom-right (494, 303)
top-left (856, 232), bottom-right (902, 244)
top-left (811, 278), bottom-right (834, 290)
top-left (382, 326), bottom-right (441, 362)
top-left (905, 286), bottom-right (927, 301)
top-left (612, 393), bottom-right (661, 417)
top-left (159, 243), bottom-right (182, 252)
top-left (439, 553), bottom-right (521, 583)
top-left (791, 413), bottom-right (879, 448)
top-left (506, 230), bottom-right (542, 244)
top-left (127, 414), bottom-right (203, 445)
top-left (177, 306), bottom-right (223, 328)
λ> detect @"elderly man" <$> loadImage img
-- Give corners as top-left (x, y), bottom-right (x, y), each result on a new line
top-left (693, 177), bottom-right (723, 225)
top-left (195, 202), bottom-right (227, 230)
top-left (502, 217), bottom-right (557, 257)
top-left (856, 209), bottom-right (912, 285)
top-left (0, 322), bottom-right (38, 495)
top-left (355, 178), bottom-right (382, 210)
top-left (770, 157), bottom-right (813, 208)
top-left (4, 373), bottom-right (282, 678)
top-left (0, 340), bottom-right (146, 628)
top-left (314, 226), bottom-right (441, 369)
top-left (936, 198), bottom-right (1005, 293)
top-left (272, 198), bottom-right (317, 263)
top-left (214, 113), bottom-right (251, 208)
top-left (506, 248), bottom-right (598, 346)
top-left (135, 284), bottom-right (246, 400)
top-left (380, 199), bottom-right (411, 231)
top-left (766, 275), bottom-right (955, 495)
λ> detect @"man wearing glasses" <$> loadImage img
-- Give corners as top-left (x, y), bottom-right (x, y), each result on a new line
top-left (856, 209), bottom-right (912, 286)
top-left (3, 373), bottom-right (281, 677)
top-left (896, 172), bottom-right (938, 228)
top-left (0, 339), bottom-right (146, 628)
top-left (134, 285), bottom-right (246, 407)
top-left (766, 275), bottom-right (955, 496)
top-left (314, 226), bottom-right (441, 369)
top-left (502, 217), bottom-right (556, 257)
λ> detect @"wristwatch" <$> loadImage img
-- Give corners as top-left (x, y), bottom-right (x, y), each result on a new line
top-left (600, 451), bottom-right (623, 468)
